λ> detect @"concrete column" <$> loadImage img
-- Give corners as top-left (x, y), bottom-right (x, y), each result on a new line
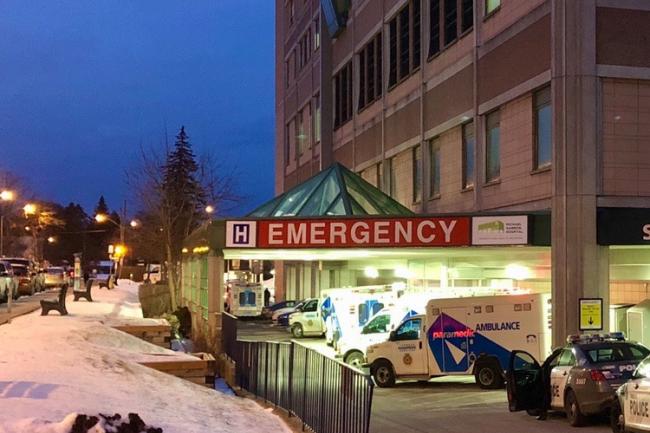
top-left (551, 0), bottom-right (609, 347)
top-left (208, 254), bottom-right (225, 316)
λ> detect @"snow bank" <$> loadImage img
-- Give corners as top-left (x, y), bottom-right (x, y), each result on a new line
top-left (0, 280), bottom-right (291, 433)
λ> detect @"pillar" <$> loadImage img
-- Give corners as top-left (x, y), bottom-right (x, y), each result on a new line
top-left (551, 0), bottom-right (609, 347)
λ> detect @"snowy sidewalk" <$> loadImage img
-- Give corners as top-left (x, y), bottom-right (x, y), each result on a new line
top-left (0, 280), bottom-right (291, 433)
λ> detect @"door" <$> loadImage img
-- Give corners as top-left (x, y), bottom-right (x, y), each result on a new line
top-left (550, 349), bottom-right (575, 409)
top-left (391, 318), bottom-right (427, 376)
top-left (441, 307), bottom-right (470, 372)
top-left (624, 357), bottom-right (650, 431)
top-left (301, 299), bottom-right (323, 334)
top-left (506, 350), bottom-right (543, 412)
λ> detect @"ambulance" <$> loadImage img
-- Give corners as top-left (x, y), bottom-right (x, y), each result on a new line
top-left (365, 293), bottom-right (552, 389)
top-left (288, 285), bottom-right (398, 340)
top-left (227, 281), bottom-right (265, 317)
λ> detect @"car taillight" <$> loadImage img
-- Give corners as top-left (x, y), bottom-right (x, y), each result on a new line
top-left (590, 370), bottom-right (607, 382)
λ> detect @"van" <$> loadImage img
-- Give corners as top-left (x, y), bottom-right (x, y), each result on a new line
top-left (366, 293), bottom-right (551, 389)
top-left (227, 281), bottom-right (264, 317)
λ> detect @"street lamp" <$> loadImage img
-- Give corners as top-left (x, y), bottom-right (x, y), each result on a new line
top-left (23, 203), bottom-right (37, 216)
top-left (205, 205), bottom-right (215, 214)
top-left (47, 236), bottom-right (56, 244)
top-left (0, 190), bottom-right (16, 256)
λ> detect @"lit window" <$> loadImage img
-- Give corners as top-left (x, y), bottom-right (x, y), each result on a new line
top-left (534, 87), bottom-right (551, 169)
top-left (485, 0), bottom-right (500, 15)
top-left (485, 110), bottom-right (501, 182)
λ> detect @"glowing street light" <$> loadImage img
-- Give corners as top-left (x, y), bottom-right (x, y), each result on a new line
top-left (47, 236), bottom-right (56, 244)
top-left (205, 205), bottom-right (215, 214)
top-left (0, 190), bottom-right (15, 201)
top-left (129, 220), bottom-right (139, 228)
top-left (23, 203), bottom-right (37, 215)
top-left (95, 213), bottom-right (109, 223)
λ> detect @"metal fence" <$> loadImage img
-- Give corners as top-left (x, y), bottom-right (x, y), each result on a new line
top-left (222, 318), bottom-right (373, 433)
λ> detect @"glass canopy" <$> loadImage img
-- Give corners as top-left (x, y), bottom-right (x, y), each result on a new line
top-left (248, 163), bottom-right (413, 217)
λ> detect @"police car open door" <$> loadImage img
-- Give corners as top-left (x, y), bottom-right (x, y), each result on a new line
top-left (506, 350), bottom-right (543, 412)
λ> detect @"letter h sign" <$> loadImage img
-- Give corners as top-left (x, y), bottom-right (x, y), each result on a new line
top-left (226, 221), bottom-right (257, 248)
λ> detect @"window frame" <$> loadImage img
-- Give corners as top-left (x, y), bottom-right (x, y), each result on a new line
top-left (388, 0), bottom-right (422, 90)
top-left (358, 32), bottom-right (383, 112)
top-left (485, 109), bottom-right (501, 183)
top-left (462, 121), bottom-right (475, 190)
top-left (429, 137), bottom-right (441, 199)
top-left (333, 62), bottom-right (353, 129)
top-left (533, 86), bottom-right (552, 171)
top-left (428, 0), bottom-right (473, 61)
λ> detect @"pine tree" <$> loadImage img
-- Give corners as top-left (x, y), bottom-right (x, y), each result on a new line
top-left (94, 196), bottom-right (109, 215)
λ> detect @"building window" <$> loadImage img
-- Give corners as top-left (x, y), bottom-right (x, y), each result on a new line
top-left (358, 33), bottom-right (383, 111)
top-left (429, 0), bottom-right (473, 58)
top-left (297, 104), bottom-right (311, 157)
top-left (314, 93), bottom-right (321, 143)
top-left (388, 0), bottom-right (421, 87)
top-left (462, 121), bottom-right (475, 189)
top-left (429, 138), bottom-right (441, 197)
top-left (461, 0), bottom-right (473, 33)
top-left (485, 110), bottom-right (501, 182)
top-left (428, 0), bottom-right (440, 57)
top-left (314, 17), bottom-right (320, 49)
top-left (334, 62), bottom-right (353, 128)
top-left (534, 86), bottom-right (551, 169)
top-left (485, 0), bottom-right (500, 15)
top-left (413, 145), bottom-right (422, 202)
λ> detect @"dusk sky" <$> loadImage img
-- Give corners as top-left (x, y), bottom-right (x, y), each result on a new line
top-left (0, 0), bottom-right (275, 216)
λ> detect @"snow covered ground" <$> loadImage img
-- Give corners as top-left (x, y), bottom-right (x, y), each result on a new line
top-left (0, 280), bottom-right (291, 433)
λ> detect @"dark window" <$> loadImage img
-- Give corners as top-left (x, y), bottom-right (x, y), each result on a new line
top-left (413, 0), bottom-right (421, 69)
top-left (485, 0), bottom-right (500, 15)
top-left (461, 0), bottom-right (473, 33)
top-left (534, 86), bottom-right (552, 169)
top-left (429, 138), bottom-right (441, 197)
top-left (558, 349), bottom-right (576, 367)
top-left (359, 33), bottom-right (383, 110)
top-left (485, 110), bottom-right (501, 182)
top-left (394, 318), bottom-right (422, 340)
top-left (363, 314), bottom-right (391, 334)
top-left (444, 0), bottom-right (457, 46)
top-left (399, 7), bottom-right (410, 79)
top-left (429, 0), bottom-right (441, 57)
top-left (389, 0), bottom-right (421, 87)
top-left (462, 122), bottom-right (475, 189)
top-left (586, 344), bottom-right (650, 364)
top-left (377, 34), bottom-right (383, 95)
top-left (334, 62), bottom-right (353, 128)
top-left (413, 145), bottom-right (422, 202)
top-left (389, 19), bottom-right (398, 86)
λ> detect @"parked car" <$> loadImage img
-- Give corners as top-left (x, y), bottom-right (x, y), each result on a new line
top-left (272, 300), bottom-right (304, 323)
top-left (4, 257), bottom-right (44, 294)
top-left (507, 333), bottom-right (649, 427)
top-left (44, 267), bottom-right (67, 288)
top-left (262, 300), bottom-right (297, 320)
top-left (611, 354), bottom-right (650, 433)
top-left (0, 260), bottom-right (18, 302)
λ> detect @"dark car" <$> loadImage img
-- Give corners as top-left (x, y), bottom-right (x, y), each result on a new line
top-left (261, 300), bottom-right (297, 319)
top-left (507, 333), bottom-right (649, 427)
top-left (277, 301), bottom-right (306, 327)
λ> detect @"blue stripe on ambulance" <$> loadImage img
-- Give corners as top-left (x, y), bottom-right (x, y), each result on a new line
top-left (427, 313), bottom-right (511, 373)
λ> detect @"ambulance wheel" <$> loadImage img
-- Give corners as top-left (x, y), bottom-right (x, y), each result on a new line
top-left (475, 363), bottom-right (503, 389)
top-left (565, 390), bottom-right (586, 427)
top-left (291, 324), bottom-right (304, 338)
top-left (372, 360), bottom-right (395, 388)
top-left (344, 351), bottom-right (365, 369)
top-left (610, 399), bottom-right (624, 433)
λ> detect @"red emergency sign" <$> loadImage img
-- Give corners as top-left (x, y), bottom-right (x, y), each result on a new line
top-left (257, 217), bottom-right (470, 248)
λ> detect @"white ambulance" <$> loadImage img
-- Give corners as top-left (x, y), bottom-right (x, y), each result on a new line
top-left (227, 281), bottom-right (265, 317)
top-left (365, 293), bottom-right (552, 388)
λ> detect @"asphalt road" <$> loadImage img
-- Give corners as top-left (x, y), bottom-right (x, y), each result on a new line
top-left (238, 321), bottom-right (610, 433)
top-left (0, 289), bottom-right (60, 325)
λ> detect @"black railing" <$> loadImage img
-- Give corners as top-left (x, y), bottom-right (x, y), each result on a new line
top-left (229, 338), bottom-right (373, 433)
top-left (221, 312), bottom-right (238, 358)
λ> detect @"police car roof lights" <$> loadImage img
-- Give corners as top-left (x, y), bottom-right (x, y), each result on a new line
top-left (566, 332), bottom-right (626, 344)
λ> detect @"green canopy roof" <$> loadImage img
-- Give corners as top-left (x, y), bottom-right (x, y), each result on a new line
top-left (248, 163), bottom-right (413, 217)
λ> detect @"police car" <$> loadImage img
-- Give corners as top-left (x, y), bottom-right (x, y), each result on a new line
top-left (507, 333), bottom-right (649, 427)
top-left (612, 354), bottom-right (650, 432)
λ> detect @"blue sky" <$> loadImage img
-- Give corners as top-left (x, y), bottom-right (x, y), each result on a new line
top-left (0, 0), bottom-right (275, 216)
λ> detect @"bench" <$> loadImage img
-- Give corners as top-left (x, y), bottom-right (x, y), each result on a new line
top-left (40, 284), bottom-right (69, 316)
top-left (98, 276), bottom-right (113, 289)
top-left (73, 278), bottom-right (94, 302)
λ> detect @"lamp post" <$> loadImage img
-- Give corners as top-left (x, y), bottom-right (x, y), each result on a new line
top-left (95, 202), bottom-right (138, 280)
top-left (0, 190), bottom-right (16, 256)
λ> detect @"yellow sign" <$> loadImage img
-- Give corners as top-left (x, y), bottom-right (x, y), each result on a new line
top-left (579, 298), bottom-right (603, 331)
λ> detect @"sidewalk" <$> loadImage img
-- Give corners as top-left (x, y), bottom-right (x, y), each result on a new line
top-left (0, 280), bottom-right (291, 433)
top-left (0, 290), bottom-right (58, 325)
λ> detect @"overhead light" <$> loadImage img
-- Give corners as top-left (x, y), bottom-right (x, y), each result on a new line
top-left (364, 267), bottom-right (379, 278)
top-left (505, 264), bottom-right (531, 280)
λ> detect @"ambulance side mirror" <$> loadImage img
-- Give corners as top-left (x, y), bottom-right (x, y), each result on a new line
top-left (389, 331), bottom-right (396, 341)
